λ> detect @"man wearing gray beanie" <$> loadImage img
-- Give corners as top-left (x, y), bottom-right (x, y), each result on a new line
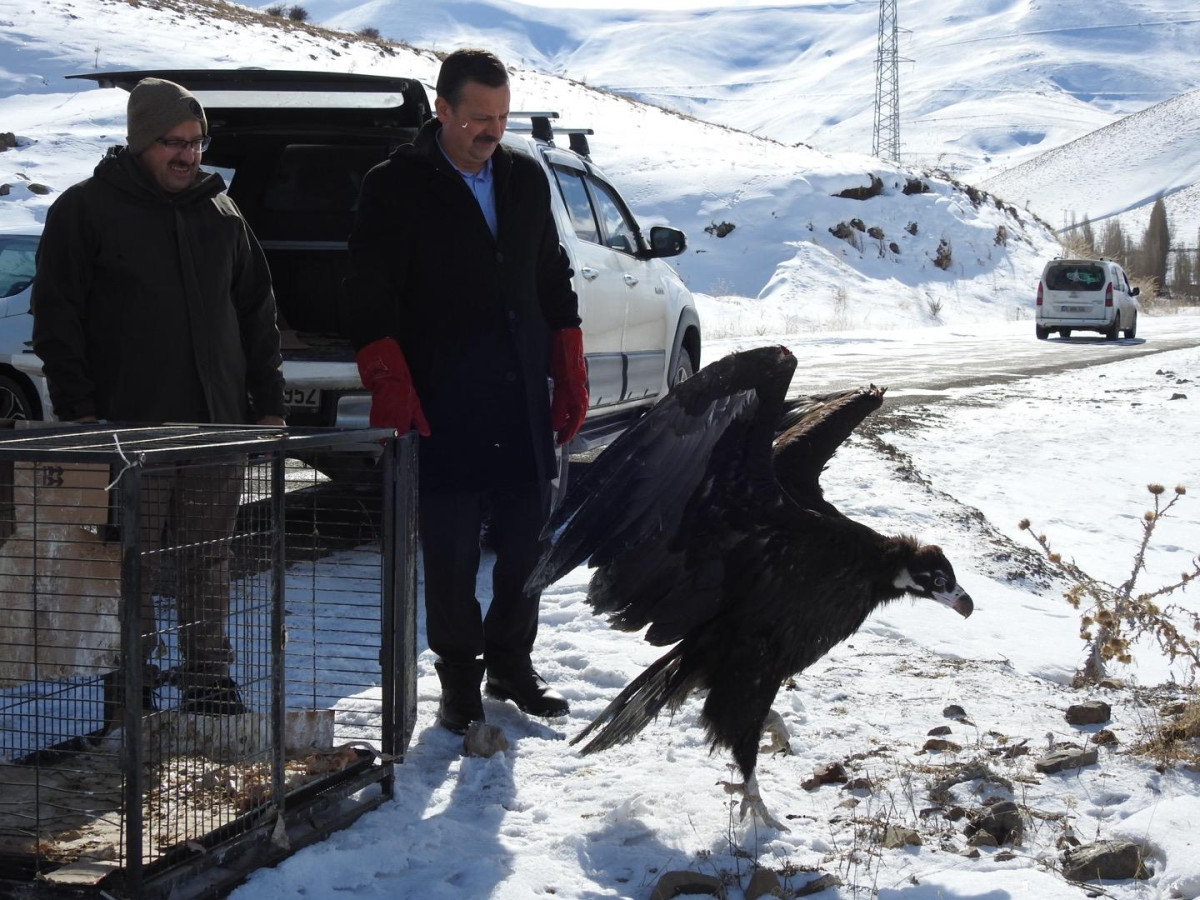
top-left (32, 76), bottom-right (286, 718)
top-left (125, 77), bottom-right (208, 156)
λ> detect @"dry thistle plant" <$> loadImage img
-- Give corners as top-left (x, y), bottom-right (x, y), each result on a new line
top-left (1019, 484), bottom-right (1200, 686)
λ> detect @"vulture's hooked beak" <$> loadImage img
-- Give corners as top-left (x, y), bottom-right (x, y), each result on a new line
top-left (936, 583), bottom-right (974, 618)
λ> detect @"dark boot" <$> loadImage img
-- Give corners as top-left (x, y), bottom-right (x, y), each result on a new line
top-left (179, 676), bottom-right (247, 716)
top-left (435, 660), bottom-right (486, 734)
top-left (97, 665), bottom-right (160, 735)
top-left (485, 659), bottom-right (569, 719)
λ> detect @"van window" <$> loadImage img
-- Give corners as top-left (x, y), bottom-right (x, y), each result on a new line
top-left (1045, 263), bottom-right (1105, 292)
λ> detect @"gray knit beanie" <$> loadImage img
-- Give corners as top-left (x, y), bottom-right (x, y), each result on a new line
top-left (126, 78), bottom-right (207, 156)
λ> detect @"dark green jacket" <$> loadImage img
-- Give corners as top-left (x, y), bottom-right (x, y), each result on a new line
top-left (32, 148), bottom-right (284, 424)
top-left (345, 120), bottom-right (579, 490)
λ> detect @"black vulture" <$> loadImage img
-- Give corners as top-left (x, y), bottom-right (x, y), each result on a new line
top-left (526, 345), bottom-right (973, 830)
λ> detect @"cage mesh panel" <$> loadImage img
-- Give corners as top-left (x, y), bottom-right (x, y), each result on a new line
top-left (1, 458), bottom-right (126, 874)
top-left (133, 458), bottom-right (275, 867)
top-left (280, 460), bottom-right (386, 751)
top-left (0, 425), bottom-right (408, 893)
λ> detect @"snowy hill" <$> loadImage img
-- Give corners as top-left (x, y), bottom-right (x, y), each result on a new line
top-left (983, 87), bottom-right (1200, 245)
top-left (293, 0), bottom-right (1200, 255)
top-left (300, 0), bottom-right (1199, 181)
top-left (0, 0), bottom-right (1062, 330)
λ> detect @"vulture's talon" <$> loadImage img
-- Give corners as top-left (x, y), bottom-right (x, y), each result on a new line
top-left (723, 775), bottom-right (790, 832)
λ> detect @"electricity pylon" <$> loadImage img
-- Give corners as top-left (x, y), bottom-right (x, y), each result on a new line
top-left (872, 0), bottom-right (900, 162)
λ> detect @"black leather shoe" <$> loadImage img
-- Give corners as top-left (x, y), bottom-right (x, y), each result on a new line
top-left (179, 677), bottom-right (248, 716)
top-left (485, 668), bottom-right (569, 718)
top-left (435, 660), bottom-right (485, 734)
top-left (98, 669), bottom-right (158, 733)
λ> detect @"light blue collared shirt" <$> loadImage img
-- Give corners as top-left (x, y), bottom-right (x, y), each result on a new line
top-left (437, 132), bottom-right (498, 240)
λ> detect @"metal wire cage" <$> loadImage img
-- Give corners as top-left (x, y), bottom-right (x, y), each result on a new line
top-left (0, 423), bottom-right (416, 899)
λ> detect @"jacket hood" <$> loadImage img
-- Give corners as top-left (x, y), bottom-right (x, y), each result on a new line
top-left (93, 146), bottom-right (228, 206)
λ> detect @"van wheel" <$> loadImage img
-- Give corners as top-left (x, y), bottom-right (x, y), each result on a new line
top-left (1123, 312), bottom-right (1137, 340)
top-left (1035, 325), bottom-right (1050, 340)
top-left (1060, 329), bottom-right (1072, 339)
top-left (1104, 315), bottom-right (1120, 341)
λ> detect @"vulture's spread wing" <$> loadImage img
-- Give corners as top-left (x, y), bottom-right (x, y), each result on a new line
top-left (526, 346), bottom-right (797, 642)
top-left (771, 385), bottom-right (885, 511)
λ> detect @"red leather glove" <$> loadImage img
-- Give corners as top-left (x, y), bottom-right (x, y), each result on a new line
top-left (355, 337), bottom-right (431, 436)
top-left (549, 327), bottom-right (588, 447)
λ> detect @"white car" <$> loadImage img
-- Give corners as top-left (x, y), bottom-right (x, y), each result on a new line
top-left (0, 225), bottom-right (42, 421)
top-left (50, 69), bottom-right (702, 480)
top-left (1035, 257), bottom-right (1139, 341)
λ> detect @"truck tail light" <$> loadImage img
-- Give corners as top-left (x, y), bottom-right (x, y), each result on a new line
top-left (1105, 283), bottom-right (1114, 307)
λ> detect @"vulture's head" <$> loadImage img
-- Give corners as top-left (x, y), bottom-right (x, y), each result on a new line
top-left (891, 541), bottom-right (973, 618)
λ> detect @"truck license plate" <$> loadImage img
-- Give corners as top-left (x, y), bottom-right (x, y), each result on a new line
top-left (283, 387), bottom-right (320, 409)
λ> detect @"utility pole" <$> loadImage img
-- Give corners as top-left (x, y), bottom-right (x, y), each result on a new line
top-left (872, 0), bottom-right (900, 162)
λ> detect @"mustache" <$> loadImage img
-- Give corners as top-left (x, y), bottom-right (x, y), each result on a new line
top-left (473, 134), bottom-right (499, 144)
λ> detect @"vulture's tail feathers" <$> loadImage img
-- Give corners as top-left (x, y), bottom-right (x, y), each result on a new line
top-left (571, 644), bottom-right (695, 755)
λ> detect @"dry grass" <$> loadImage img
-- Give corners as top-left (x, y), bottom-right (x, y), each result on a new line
top-left (1057, 232), bottom-right (1096, 259)
top-left (1130, 699), bottom-right (1200, 770)
top-left (111, 0), bottom-right (418, 56)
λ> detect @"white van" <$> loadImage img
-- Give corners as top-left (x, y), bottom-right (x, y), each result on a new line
top-left (1035, 258), bottom-right (1139, 341)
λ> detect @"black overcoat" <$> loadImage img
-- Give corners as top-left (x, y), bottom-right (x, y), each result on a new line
top-left (345, 120), bottom-right (580, 491)
top-left (31, 149), bottom-right (284, 424)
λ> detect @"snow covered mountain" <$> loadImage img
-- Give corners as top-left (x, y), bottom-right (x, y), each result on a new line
top-left (299, 0), bottom-right (1199, 178)
top-left (293, 0), bottom-right (1200, 244)
top-left (985, 87), bottom-right (1200, 247)
top-left (3, 0), bottom-right (1196, 323)
top-left (0, 0), bottom-right (1064, 330)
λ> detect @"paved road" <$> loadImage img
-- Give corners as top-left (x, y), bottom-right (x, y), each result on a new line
top-left (705, 314), bottom-right (1200, 403)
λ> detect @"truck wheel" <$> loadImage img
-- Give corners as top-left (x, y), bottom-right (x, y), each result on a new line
top-left (670, 348), bottom-right (695, 387)
top-left (0, 373), bottom-right (38, 421)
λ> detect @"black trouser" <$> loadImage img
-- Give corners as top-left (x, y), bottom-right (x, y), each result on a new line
top-left (419, 479), bottom-right (550, 671)
top-left (138, 461), bottom-right (244, 688)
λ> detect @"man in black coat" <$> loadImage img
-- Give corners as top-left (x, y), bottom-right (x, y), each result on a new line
top-left (32, 78), bottom-right (286, 715)
top-left (345, 49), bottom-right (588, 734)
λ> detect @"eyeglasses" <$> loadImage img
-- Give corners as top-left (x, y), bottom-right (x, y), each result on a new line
top-left (155, 136), bottom-right (212, 153)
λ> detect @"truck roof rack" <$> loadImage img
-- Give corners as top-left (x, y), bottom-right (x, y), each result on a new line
top-left (509, 111), bottom-right (559, 143)
top-left (507, 111), bottom-right (594, 158)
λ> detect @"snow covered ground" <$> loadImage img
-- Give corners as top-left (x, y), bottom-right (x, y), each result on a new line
top-left (229, 323), bottom-right (1200, 900)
